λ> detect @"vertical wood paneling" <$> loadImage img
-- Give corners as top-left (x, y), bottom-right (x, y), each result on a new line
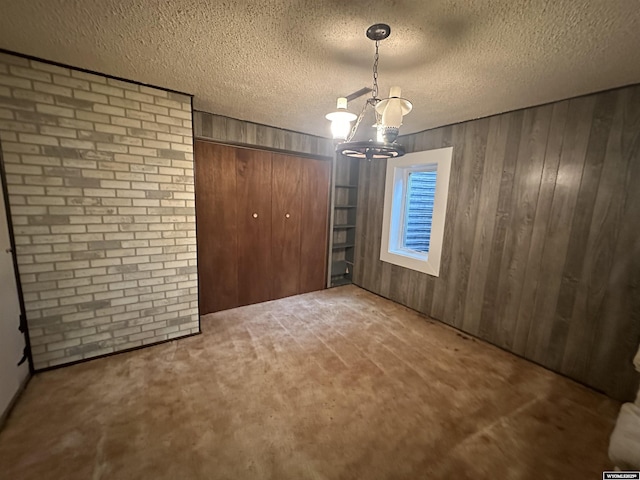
top-left (525, 95), bottom-right (596, 370)
top-left (478, 111), bottom-right (523, 341)
top-left (493, 105), bottom-right (552, 350)
top-left (354, 85), bottom-right (640, 401)
top-left (561, 90), bottom-right (623, 380)
top-left (430, 125), bottom-right (462, 321)
top-left (588, 86), bottom-right (640, 392)
top-left (461, 115), bottom-right (509, 336)
top-left (194, 111), bottom-right (334, 158)
top-left (442, 119), bottom-right (489, 329)
top-left (513, 100), bottom-right (569, 355)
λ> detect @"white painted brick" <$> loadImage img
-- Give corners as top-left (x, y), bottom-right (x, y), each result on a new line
top-left (141, 121), bottom-right (170, 133)
top-left (155, 115), bottom-right (182, 127)
top-left (0, 131), bottom-right (17, 142)
top-left (111, 296), bottom-right (139, 307)
top-left (0, 74), bottom-right (31, 89)
top-left (141, 103), bottom-right (168, 115)
top-left (111, 116), bottom-right (141, 128)
top-left (139, 85), bottom-right (168, 98)
top-left (107, 78), bottom-right (138, 91)
top-left (94, 104), bottom-right (124, 116)
top-left (170, 126), bottom-right (192, 136)
top-left (59, 117), bottom-right (94, 130)
top-left (13, 89), bottom-right (56, 105)
top-left (91, 83), bottom-right (124, 97)
top-left (2, 143), bottom-right (41, 154)
top-left (36, 104), bottom-right (74, 118)
top-left (8, 66), bottom-right (52, 83)
top-left (63, 158), bottom-right (98, 169)
top-left (40, 126), bottom-right (77, 138)
top-left (109, 97), bottom-right (140, 109)
top-left (154, 98), bottom-right (182, 109)
top-left (170, 143), bottom-right (193, 153)
top-left (18, 133), bottom-right (59, 146)
top-left (34, 82), bottom-right (72, 97)
top-left (95, 123), bottom-right (127, 135)
top-left (47, 338), bottom-right (81, 352)
top-left (97, 143), bottom-right (128, 153)
top-left (75, 90), bottom-right (108, 104)
top-left (53, 74), bottom-right (89, 90)
top-left (169, 108), bottom-right (191, 120)
top-left (94, 291), bottom-right (124, 301)
top-left (0, 107), bottom-right (14, 119)
top-left (157, 133), bottom-right (184, 143)
top-left (125, 91), bottom-right (154, 103)
top-left (112, 135), bottom-right (143, 146)
top-left (129, 146), bottom-right (157, 156)
top-left (126, 110), bottom-right (155, 122)
top-left (1, 57), bottom-right (196, 368)
top-left (77, 110), bottom-right (109, 123)
top-left (81, 332), bottom-right (112, 344)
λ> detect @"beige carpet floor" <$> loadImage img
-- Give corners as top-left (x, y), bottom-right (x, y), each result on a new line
top-left (0, 285), bottom-right (620, 479)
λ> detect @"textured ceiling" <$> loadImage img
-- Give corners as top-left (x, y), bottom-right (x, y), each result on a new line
top-left (1, 0), bottom-right (639, 138)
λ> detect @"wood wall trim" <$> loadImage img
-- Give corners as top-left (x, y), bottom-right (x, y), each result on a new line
top-left (194, 111), bottom-right (334, 159)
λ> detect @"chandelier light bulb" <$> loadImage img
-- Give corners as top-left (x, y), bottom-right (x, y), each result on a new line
top-left (325, 97), bottom-right (357, 140)
top-left (375, 86), bottom-right (413, 143)
top-left (382, 86), bottom-right (404, 127)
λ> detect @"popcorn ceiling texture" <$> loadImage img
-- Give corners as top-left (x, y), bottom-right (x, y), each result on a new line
top-left (0, 1), bottom-right (639, 138)
top-left (0, 52), bottom-right (199, 369)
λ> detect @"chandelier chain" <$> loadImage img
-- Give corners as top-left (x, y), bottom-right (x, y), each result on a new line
top-left (346, 39), bottom-right (382, 143)
top-left (372, 40), bottom-right (379, 100)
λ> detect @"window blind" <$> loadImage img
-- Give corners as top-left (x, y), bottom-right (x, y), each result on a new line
top-left (403, 171), bottom-right (437, 253)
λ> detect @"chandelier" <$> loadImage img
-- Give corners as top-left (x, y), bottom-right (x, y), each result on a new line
top-left (325, 24), bottom-right (412, 160)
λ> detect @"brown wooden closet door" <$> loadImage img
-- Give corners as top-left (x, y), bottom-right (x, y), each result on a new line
top-left (299, 158), bottom-right (331, 293)
top-left (195, 141), bottom-right (238, 314)
top-left (236, 148), bottom-right (272, 306)
top-left (271, 154), bottom-right (302, 299)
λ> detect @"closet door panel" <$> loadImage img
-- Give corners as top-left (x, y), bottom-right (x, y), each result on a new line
top-left (271, 154), bottom-right (302, 299)
top-left (195, 141), bottom-right (238, 314)
top-left (236, 148), bottom-right (272, 305)
top-left (299, 158), bottom-right (331, 293)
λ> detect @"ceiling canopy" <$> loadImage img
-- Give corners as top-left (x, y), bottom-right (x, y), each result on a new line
top-left (1, 0), bottom-right (639, 138)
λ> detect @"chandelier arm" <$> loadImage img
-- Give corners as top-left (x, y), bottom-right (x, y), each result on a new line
top-left (346, 100), bottom-right (369, 142)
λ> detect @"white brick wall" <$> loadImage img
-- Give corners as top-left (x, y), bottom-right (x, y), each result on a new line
top-left (0, 52), bottom-right (199, 369)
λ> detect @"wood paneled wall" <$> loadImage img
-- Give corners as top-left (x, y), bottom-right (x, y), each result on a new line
top-left (354, 85), bottom-right (640, 401)
top-left (194, 111), bottom-right (334, 158)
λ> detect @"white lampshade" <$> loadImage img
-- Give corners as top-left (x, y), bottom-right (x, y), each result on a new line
top-left (326, 97), bottom-right (357, 140)
top-left (375, 86), bottom-right (413, 128)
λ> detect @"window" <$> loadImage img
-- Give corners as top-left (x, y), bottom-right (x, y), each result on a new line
top-left (380, 147), bottom-right (453, 276)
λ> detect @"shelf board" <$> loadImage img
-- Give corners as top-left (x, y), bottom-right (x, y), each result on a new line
top-left (334, 205), bottom-right (357, 209)
top-left (332, 243), bottom-right (355, 249)
top-left (331, 277), bottom-right (353, 287)
top-left (335, 184), bottom-right (358, 189)
top-left (333, 224), bottom-right (356, 229)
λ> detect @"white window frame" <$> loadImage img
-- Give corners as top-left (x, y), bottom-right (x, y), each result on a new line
top-left (380, 147), bottom-right (453, 277)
